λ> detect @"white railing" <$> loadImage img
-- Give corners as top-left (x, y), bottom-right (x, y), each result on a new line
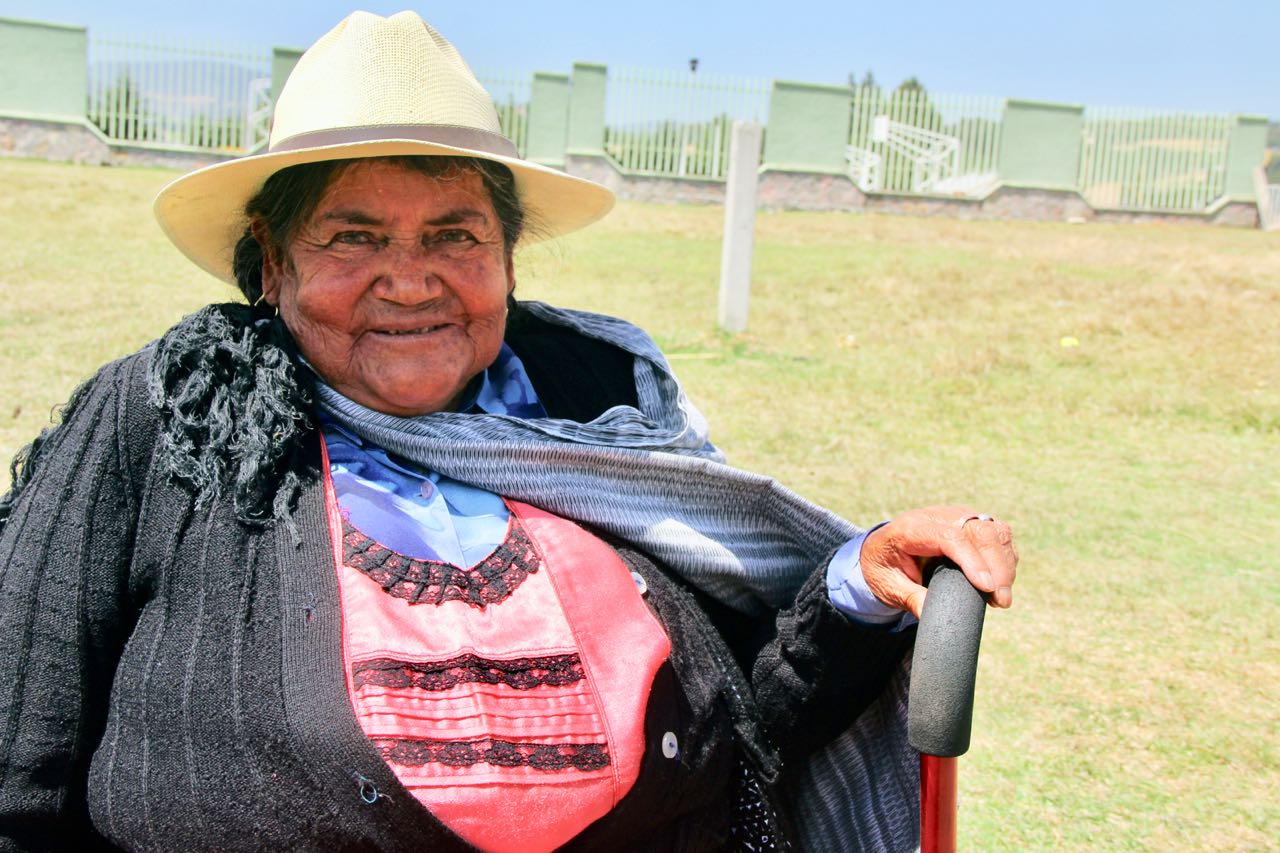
top-left (848, 86), bottom-right (1003, 197)
top-left (869, 115), bottom-right (959, 192)
top-left (1255, 166), bottom-right (1280, 231)
top-left (845, 145), bottom-right (883, 192)
top-left (241, 77), bottom-right (272, 152)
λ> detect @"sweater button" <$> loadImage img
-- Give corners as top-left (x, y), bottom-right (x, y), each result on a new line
top-left (630, 571), bottom-right (649, 596)
top-left (661, 731), bottom-right (679, 760)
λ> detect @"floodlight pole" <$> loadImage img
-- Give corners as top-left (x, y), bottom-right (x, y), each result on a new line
top-left (677, 57), bottom-right (698, 178)
top-left (718, 120), bottom-right (763, 333)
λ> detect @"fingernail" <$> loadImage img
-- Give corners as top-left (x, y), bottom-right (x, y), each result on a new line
top-left (977, 571), bottom-right (993, 590)
top-left (996, 586), bottom-right (1011, 607)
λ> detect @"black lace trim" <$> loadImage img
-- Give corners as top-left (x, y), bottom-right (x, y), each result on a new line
top-left (373, 737), bottom-right (610, 772)
top-left (353, 653), bottom-right (584, 692)
top-left (343, 515), bottom-right (539, 607)
top-left (729, 754), bottom-right (791, 851)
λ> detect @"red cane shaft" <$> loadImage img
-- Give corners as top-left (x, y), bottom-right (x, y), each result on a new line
top-left (920, 754), bottom-right (958, 853)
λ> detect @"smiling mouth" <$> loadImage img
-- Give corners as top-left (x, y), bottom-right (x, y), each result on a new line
top-left (374, 324), bottom-right (453, 336)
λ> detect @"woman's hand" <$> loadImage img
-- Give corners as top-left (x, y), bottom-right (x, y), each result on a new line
top-left (860, 506), bottom-right (1018, 619)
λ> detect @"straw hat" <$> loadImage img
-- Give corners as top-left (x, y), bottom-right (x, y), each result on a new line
top-left (154, 10), bottom-right (614, 284)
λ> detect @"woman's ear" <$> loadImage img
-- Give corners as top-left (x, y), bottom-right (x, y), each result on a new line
top-left (251, 219), bottom-right (283, 304)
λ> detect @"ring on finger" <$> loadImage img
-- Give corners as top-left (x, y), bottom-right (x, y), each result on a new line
top-left (961, 513), bottom-right (996, 527)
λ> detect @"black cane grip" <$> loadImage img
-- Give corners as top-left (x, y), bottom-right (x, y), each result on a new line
top-left (907, 559), bottom-right (987, 757)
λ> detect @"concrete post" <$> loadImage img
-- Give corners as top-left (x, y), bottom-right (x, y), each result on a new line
top-left (1222, 115), bottom-right (1269, 201)
top-left (997, 99), bottom-right (1084, 189)
top-left (0, 17), bottom-right (87, 121)
top-left (271, 47), bottom-right (305, 103)
top-left (719, 121), bottom-right (763, 333)
top-left (566, 62), bottom-right (607, 155)
top-left (526, 72), bottom-right (570, 167)
top-left (762, 80), bottom-right (853, 174)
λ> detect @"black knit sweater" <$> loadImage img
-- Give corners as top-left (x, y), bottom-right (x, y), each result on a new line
top-left (0, 305), bottom-right (911, 851)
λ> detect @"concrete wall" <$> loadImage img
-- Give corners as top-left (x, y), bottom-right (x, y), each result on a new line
top-left (566, 63), bottom-right (606, 155)
top-left (1223, 115), bottom-right (1270, 201)
top-left (0, 17), bottom-right (87, 121)
top-left (762, 80), bottom-right (852, 174)
top-left (998, 99), bottom-right (1084, 190)
top-left (271, 47), bottom-right (305, 102)
top-left (526, 72), bottom-right (570, 167)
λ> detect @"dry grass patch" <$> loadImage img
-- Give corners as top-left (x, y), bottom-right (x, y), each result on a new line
top-left (2, 159), bottom-right (1278, 851)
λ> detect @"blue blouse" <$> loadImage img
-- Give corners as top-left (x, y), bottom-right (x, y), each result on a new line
top-left (321, 344), bottom-right (902, 625)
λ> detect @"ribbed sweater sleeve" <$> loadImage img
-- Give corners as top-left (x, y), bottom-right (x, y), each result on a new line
top-left (749, 563), bottom-right (914, 765)
top-left (0, 353), bottom-right (153, 851)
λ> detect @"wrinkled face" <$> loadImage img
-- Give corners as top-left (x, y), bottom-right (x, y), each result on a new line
top-left (260, 160), bottom-right (515, 416)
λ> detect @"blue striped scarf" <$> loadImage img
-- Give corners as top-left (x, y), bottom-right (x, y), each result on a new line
top-left (315, 300), bottom-right (918, 850)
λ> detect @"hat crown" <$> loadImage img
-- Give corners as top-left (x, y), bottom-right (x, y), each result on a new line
top-left (270, 11), bottom-right (502, 148)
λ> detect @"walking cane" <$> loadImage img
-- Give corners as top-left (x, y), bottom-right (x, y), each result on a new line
top-left (908, 560), bottom-right (988, 853)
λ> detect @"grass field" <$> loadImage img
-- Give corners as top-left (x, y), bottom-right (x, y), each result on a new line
top-left (2, 157), bottom-right (1278, 850)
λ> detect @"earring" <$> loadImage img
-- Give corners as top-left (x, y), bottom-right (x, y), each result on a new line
top-left (253, 293), bottom-right (278, 317)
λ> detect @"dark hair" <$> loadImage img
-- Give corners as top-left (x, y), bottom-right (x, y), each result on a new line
top-left (231, 155), bottom-right (526, 304)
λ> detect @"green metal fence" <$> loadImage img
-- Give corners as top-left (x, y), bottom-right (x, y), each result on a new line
top-left (474, 68), bottom-right (530, 158)
top-left (88, 36), bottom-right (271, 152)
top-left (87, 36), bottom-right (528, 157)
top-left (87, 35), bottom-right (522, 156)
top-left (1078, 106), bottom-right (1232, 211)
top-left (847, 85), bottom-right (1004, 196)
top-left (67, 31), bottom-right (1260, 215)
top-left (603, 66), bottom-right (771, 180)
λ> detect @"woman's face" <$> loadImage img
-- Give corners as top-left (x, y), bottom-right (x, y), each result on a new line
top-left (261, 160), bottom-right (515, 416)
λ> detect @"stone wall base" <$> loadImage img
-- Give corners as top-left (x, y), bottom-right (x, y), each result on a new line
top-left (1091, 201), bottom-right (1259, 229)
top-left (566, 153), bottom-right (725, 205)
top-left (757, 170), bottom-right (865, 210)
top-left (0, 115), bottom-right (108, 164)
top-left (862, 186), bottom-right (1094, 222)
top-left (1, 115), bottom-right (239, 171)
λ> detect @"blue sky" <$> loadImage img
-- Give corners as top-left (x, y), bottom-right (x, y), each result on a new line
top-left (2, 0), bottom-right (1274, 117)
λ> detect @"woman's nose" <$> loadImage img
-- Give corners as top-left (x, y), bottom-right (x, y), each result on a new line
top-left (372, 238), bottom-right (445, 304)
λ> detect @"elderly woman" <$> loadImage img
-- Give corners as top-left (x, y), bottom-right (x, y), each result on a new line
top-left (0, 11), bottom-right (1015, 853)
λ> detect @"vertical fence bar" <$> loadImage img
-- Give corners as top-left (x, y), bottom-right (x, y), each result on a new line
top-left (1170, 114), bottom-right (1186, 210)
top-left (1116, 111), bottom-right (1132, 206)
top-left (195, 44), bottom-right (208, 148)
top-left (1103, 109), bottom-right (1121, 208)
top-left (223, 48), bottom-right (235, 149)
top-left (1108, 110), bottom-right (1125, 207)
top-left (151, 37), bottom-right (160, 144)
top-left (88, 34), bottom-right (271, 152)
top-left (1137, 112), bottom-right (1153, 208)
top-left (1147, 111), bottom-right (1164, 209)
top-left (1082, 104), bottom-right (1234, 212)
top-left (109, 38), bottom-right (120, 141)
top-left (602, 65), bottom-right (768, 179)
top-left (104, 40), bottom-right (116, 140)
top-left (1183, 114), bottom-right (1197, 209)
top-left (1154, 111), bottom-right (1172, 209)
top-left (1135, 112), bottom-right (1151, 209)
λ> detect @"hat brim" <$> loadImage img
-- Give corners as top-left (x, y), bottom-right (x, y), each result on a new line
top-left (154, 139), bottom-right (615, 284)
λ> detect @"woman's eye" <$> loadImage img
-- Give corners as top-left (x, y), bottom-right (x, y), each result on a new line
top-left (435, 229), bottom-right (477, 244)
top-left (331, 231), bottom-right (376, 246)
